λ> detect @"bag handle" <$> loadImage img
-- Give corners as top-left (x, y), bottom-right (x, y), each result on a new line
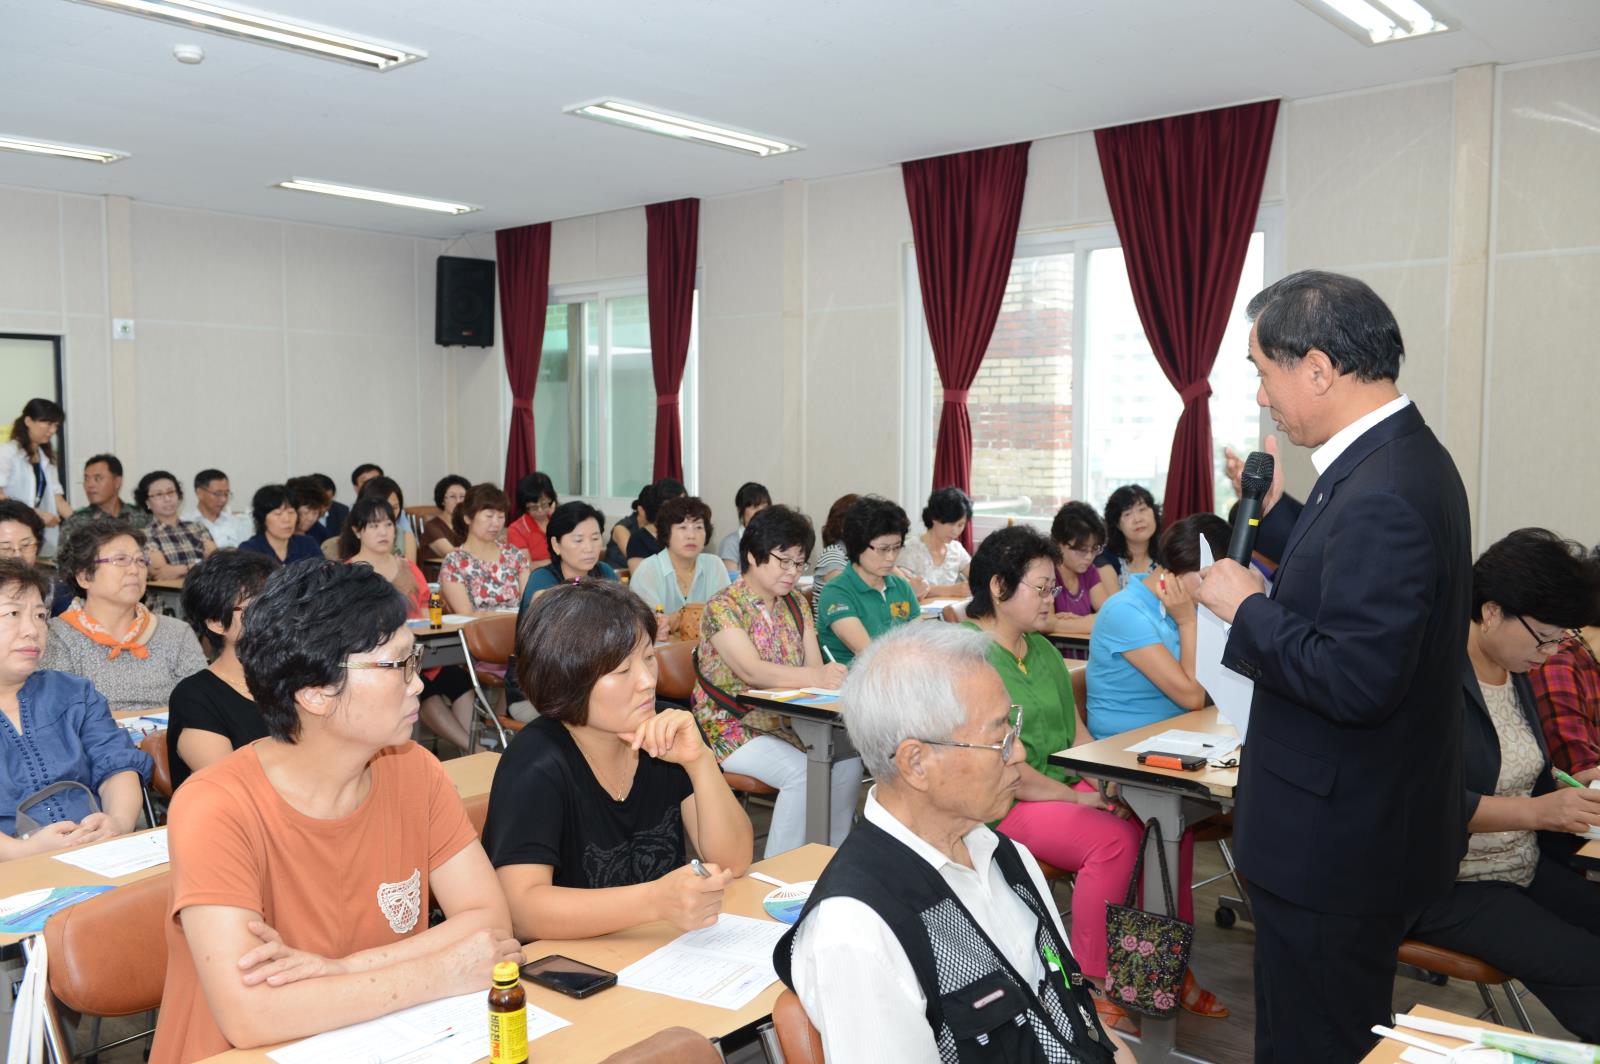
top-left (1121, 818), bottom-right (1178, 917)
top-left (691, 591), bottom-right (808, 719)
top-left (14, 780), bottom-right (100, 837)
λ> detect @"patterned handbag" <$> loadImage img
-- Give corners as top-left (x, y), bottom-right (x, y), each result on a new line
top-left (1103, 818), bottom-right (1195, 1018)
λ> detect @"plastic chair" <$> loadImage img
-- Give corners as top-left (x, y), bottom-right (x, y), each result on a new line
top-left (464, 792), bottom-right (489, 838)
top-left (1397, 940), bottom-right (1535, 1031)
top-left (599, 1026), bottom-right (722, 1063)
top-left (139, 727), bottom-right (173, 827)
top-left (773, 989), bottom-right (826, 1064)
top-left (42, 872), bottom-right (171, 1063)
top-left (460, 614), bottom-right (518, 750)
top-left (656, 641), bottom-right (778, 809)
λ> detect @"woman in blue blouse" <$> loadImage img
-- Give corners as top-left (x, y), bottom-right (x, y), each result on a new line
top-left (238, 484), bottom-right (323, 566)
top-left (0, 558), bottom-right (150, 859)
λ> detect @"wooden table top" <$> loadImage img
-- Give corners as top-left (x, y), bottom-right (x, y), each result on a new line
top-left (739, 690), bottom-right (842, 724)
top-left (1049, 707), bottom-right (1240, 800)
top-left (201, 844), bottom-right (835, 1064)
top-left (1576, 837), bottom-right (1600, 870)
top-left (1358, 1003), bottom-right (1524, 1062)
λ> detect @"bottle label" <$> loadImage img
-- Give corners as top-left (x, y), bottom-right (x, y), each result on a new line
top-left (489, 1007), bottom-right (528, 1064)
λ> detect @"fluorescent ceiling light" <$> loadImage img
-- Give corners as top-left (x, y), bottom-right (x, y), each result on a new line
top-left (66, 0), bottom-right (425, 71)
top-left (274, 179), bottom-right (477, 215)
top-left (0, 135), bottom-right (127, 163)
top-left (567, 99), bottom-right (801, 157)
top-left (1295, 0), bottom-right (1452, 44)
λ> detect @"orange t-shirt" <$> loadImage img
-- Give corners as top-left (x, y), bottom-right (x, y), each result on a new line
top-left (148, 741), bottom-right (478, 1064)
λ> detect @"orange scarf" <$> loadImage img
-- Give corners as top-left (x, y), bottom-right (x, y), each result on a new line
top-left (61, 601), bottom-right (156, 660)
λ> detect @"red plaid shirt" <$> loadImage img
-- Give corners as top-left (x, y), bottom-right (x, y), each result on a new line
top-left (1529, 635), bottom-right (1600, 775)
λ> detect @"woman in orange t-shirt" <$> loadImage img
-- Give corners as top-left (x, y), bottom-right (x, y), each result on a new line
top-left (149, 561), bottom-right (522, 1064)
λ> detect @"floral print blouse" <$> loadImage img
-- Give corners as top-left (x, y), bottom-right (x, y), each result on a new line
top-left (440, 545), bottom-right (529, 610)
top-left (692, 578), bottom-right (809, 762)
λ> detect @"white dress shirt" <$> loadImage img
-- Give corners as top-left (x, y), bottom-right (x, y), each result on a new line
top-left (788, 788), bottom-right (1070, 1064)
top-left (180, 507), bottom-right (253, 550)
top-left (1311, 394), bottom-right (1411, 475)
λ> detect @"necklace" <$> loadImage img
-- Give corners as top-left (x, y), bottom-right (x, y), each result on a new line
top-left (573, 734), bottom-right (637, 801)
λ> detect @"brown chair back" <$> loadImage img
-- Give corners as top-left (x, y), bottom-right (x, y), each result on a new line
top-left (44, 872), bottom-right (171, 1017)
top-left (655, 640), bottom-right (697, 703)
top-left (1068, 664), bottom-right (1087, 720)
top-left (140, 728), bottom-right (173, 799)
top-left (463, 614), bottom-right (518, 668)
top-left (599, 1026), bottom-right (722, 1063)
top-left (773, 989), bottom-right (826, 1064)
top-left (464, 793), bottom-right (489, 837)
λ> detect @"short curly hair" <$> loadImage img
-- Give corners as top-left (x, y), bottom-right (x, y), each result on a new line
top-left (966, 525), bottom-right (1061, 619)
top-left (59, 518), bottom-right (147, 593)
top-left (739, 505), bottom-right (816, 574)
top-left (841, 496), bottom-right (910, 564)
top-left (654, 495), bottom-right (714, 550)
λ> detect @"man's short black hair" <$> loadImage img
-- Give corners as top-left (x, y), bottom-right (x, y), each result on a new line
top-left (514, 472), bottom-right (558, 513)
top-left (433, 474), bottom-right (471, 509)
top-left (193, 468), bottom-right (227, 491)
top-left (84, 453), bottom-right (123, 477)
top-left (0, 499), bottom-right (45, 541)
top-left (967, 525), bottom-right (1061, 619)
top-left (1051, 501), bottom-right (1106, 551)
top-left (734, 482), bottom-right (771, 515)
top-left (921, 486), bottom-right (973, 530)
top-left (237, 560), bottom-right (410, 742)
top-left (181, 549), bottom-right (277, 651)
top-left (841, 495), bottom-right (911, 564)
top-left (350, 463), bottom-right (384, 488)
top-left (516, 580), bottom-right (656, 725)
top-left (1247, 270), bottom-right (1404, 383)
top-left (1157, 514), bottom-right (1231, 576)
top-left (250, 484), bottom-right (293, 536)
top-left (310, 473), bottom-right (337, 497)
top-left (1472, 528), bottom-right (1600, 628)
top-left (740, 505), bottom-right (815, 574)
top-left (58, 518), bottom-right (146, 593)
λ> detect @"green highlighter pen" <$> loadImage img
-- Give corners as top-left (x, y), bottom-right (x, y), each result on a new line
top-left (1553, 767), bottom-right (1587, 789)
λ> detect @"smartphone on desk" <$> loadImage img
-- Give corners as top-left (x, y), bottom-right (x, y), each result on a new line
top-left (520, 954), bottom-right (618, 998)
top-left (1137, 750), bottom-right (1207, 771)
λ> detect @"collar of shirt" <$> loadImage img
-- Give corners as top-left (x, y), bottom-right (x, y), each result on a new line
top-left (1311, 393), bottom-right (1412, 475)
top-left (863, 786), bottom-right (1000, 885)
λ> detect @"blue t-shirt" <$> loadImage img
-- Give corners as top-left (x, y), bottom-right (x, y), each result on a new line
top-left (518, 561), bottom-right (618, 627)
top-left (1085, 578), bottom-right (1183, 739)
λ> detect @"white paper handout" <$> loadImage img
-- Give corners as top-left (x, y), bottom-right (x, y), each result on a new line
top-left (267, 990), bottom-right (569, 1064)
top-left (51, 828), bottom-right (169, 878)
top-left (1125, 729), bottom-right (1242, 762)
top-left (618, 913), bottom-right (788, 1011)
top-left (1196, 538), bottom-right (1254, 739)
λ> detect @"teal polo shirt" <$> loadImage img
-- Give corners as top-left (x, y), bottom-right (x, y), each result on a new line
top-left (817, 563), bottom-right (919, 664)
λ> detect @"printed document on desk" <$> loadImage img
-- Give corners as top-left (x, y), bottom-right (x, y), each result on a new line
top-left (1196, 539), bottom-right (1253, 738)
top-left (267, 991), bottom-right (568, 1064)
top-left (619, 913), bottom-right (789, 1010)
top-left (52, 829), bottom-right (169, 878)
top-left (1125, 730), bottom-right (1242, 762)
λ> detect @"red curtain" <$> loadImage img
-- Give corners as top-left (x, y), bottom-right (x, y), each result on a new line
top-left (902, 142), bottom-right (1031, 549)
top-left (494, 222), bottom-right (552, 500)
top-left (1094, 100), bottom-right (1279, 520)
top-left (646, 198), bottom-right (700, 482)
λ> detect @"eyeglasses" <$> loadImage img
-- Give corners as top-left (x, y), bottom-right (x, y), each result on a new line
top-left (93, 554), bottom-right (149, 570)
top-left (340, 645), bottom-right (425, 683)
top-left (769, 553), bottom-right (807, 574)
top-left (147, 489), bottom-right (179, 501)
top-left (1516, 615), bottom-right (1577, 654)
top-left (867, 540), bottom-right (905, 557)
top-left (0, 540), bottom-right (39, 557)
top-left (918, 705), bottom-right (1024, 762)
top-left (1017, 580), bottom-right (1054, 597)
top-left (529, 499), bottom-right (556, 515)
top-left (200, 486), bottom-right (232, 499)
top-left (1063, 542), bottom-right (1100, 558)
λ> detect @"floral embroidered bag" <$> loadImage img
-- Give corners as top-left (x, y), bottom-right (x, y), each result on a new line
top-left (1103, 818), bottom-right (1194, 1018)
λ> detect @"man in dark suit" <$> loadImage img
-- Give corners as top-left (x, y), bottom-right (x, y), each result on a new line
top-left (1197, 271), bottom-right (1472, 1063)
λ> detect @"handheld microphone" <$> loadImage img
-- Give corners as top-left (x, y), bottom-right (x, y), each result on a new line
top-left (1226, 451), bottom-right (1275, 566)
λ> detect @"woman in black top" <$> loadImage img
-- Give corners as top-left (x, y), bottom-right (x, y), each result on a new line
top-left (166, 550), bottom-right (277, 789)
top-left (483, 580), bottom-right (751, 941)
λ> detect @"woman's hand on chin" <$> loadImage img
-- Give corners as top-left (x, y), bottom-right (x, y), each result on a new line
top-left (622, 708), bottom-right (706, 765)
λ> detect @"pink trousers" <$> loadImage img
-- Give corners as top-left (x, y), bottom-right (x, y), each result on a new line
top-left (997, 780), bottom-right (1196, 979)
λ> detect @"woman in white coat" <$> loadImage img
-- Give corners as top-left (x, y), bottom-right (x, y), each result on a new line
top-left (0, 399), bottom-right (72, 557)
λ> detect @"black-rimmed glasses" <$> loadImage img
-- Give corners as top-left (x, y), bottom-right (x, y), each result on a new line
top-left (340, 645), bottom-right (425, 683)
top-left (1517, 615), bottom-right (1577, 654)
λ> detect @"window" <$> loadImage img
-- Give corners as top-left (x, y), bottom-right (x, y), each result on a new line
top-left (528, 282), bottom-right (698, 501)
top-left (905, 213), bottom-right (1278, 525)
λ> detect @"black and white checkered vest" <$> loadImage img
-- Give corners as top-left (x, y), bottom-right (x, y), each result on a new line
top-left (774, 819), bottom-right (1116, 1064)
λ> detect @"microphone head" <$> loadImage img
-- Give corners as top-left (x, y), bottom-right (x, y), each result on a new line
top-left (1240, 451), bottom-right (1275, 496)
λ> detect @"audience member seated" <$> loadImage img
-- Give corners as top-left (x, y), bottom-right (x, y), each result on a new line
top-left (603, 493), bottom-right (645, 572)
top-left (1047, 501), bottom-right (1112, 651)
top-left (809, 492), bottom-right (859, 615)
top-left (167, 550), bottom-right (275, 790)
top-left (1531, 594), bottom-right (1600, 783)
top-left (440, 484), bottom-right (529, 617)
top-left (287, 476), bottom-right (333, 545)
top-left (1084, 513), bottom-right (1234, 1019)
top-left (0, 500), bottom-right (71, 615)
top-left (354, 475), bottom-right (418, 565)
top-left (519, 502), bottom-right (616, 619)
top-left (0, 558), bottom-right (151, 861)
top-left (717, 481), bottom-right (770, 574)
top-left (423, 474), bottom-right (471, 562)
top-left (181, 469), bottom-right (252, 550)
top-left (1095, 484), bottom-right (1161, 591)
top-left (344, 496), bottom-right (478, 754)
top-left (0, 398), bottom-right (71, 556)
top-left (483, 581), bottom-right (752, 940)
top-left (626, 477), bottom-right (687, 575)
top-left (148, 561), bottom-right (521, 1063)
top-left (61, 453), bottom-right (151, 541)
top-left (817, 495), bottom-right (919, 665)
top-left (1408, 529), bottom-right (1600, 1041)
top-left (895, 486), bottom-right (973, 600)
top-left (138, 469), bottom-right (217, 580)
top-left (959, 524), bottom-right (1147, 1032)
top-left (628, 495), bottom-right (730, 632)
top-left (693, 506), bottom-right (856, 856)
top-left (42, 520), bottom-right (206, 712)
top-left (311, 473), bottom-right (347, 541)
top-left (238, 485), bottom-right (323, 566)
top-left (505, 472), bottom-right (557, 569)
top-left (775, 623), bottom-right (1133, 1064)
top-left (351, 462), bottom-right (383, 492)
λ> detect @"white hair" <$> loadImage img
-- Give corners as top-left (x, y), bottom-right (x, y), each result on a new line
top-left (841, 623), bottom-right (994, 780)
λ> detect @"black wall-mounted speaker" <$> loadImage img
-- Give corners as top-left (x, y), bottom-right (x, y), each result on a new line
top-left (435, 256), bottom-right (496, 347)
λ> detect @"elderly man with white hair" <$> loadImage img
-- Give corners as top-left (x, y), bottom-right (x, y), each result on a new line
top-left (774, 623), bottom-right (1133, 1064)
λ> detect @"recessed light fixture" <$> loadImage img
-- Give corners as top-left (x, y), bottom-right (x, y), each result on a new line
top-left (1295, 0), bottom-right (1452, 44)
top-left (274, 178), bottom-right (478, 215)
top-left (66, 0), bottom-right (425, 71)
top-left (0, 135), bottom-right (127, 163)
top-left (567, 99), bottom-right (801, 157)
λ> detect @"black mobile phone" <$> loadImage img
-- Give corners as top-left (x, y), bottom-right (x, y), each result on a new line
top-left (1136, 750), bottom-right (1208, 771)
top-left (519, 954), bottom-right (618, 998)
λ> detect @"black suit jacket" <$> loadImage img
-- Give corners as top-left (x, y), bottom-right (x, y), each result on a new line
top-left (1459, 666), bottom-right (1573, 862)
top-left (1224, 404), bottom-right (1472, 915)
